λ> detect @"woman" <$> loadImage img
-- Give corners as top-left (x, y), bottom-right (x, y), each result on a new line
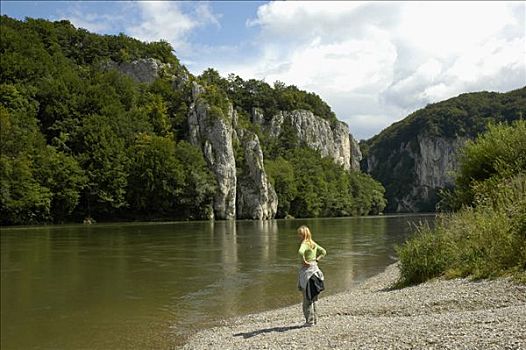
top-left (297, 225), bottom-right (327, 326)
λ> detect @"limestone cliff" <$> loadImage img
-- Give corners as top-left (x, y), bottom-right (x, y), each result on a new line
top-left (235, 129), bottom-right (278, 220)
top-left (415, 136), bottom-right (467, 191)
top-left (111, 60), bottom-right (278, 220)
top-left (252, 108), bottom-right (361, 171)
top-left (188, 83), bottom-right (237, 220)
top-left (188, 83), bottom-right (278, 220)
top-left (366, 135), bottom-right (466, 212)
top-left (110, 59), bottom-right (365, 219)
top-left (350, 134), bottom-right (363, 171)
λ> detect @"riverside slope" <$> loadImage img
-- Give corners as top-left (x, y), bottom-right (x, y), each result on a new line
top-left (182, 264), bottom-right (526, 349)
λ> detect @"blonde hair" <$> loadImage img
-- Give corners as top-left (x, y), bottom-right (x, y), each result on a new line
top-left (297, 225), bottom-right (315, 249)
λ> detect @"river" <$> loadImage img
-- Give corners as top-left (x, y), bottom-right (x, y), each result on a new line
top-left (1, 214), bottom-right (434, 349)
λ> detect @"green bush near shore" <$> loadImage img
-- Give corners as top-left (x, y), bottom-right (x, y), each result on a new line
top-left (396, 121), bottom-right (526, 287)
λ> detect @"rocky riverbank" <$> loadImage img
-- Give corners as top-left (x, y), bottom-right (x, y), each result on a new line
top-left (182, 264), bottom-right (526, 349)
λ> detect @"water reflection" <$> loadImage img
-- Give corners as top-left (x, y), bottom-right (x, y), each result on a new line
top-left (1, 215), bottom-right (434, 349)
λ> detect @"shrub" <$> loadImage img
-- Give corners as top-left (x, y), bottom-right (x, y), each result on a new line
top-left (396, 222), bottom-right (453, 286)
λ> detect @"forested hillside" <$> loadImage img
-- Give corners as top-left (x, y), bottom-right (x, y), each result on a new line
top-left (362, 87), bottom-right (526, 212)
top-left (0, 16), bottom-right (385, 224)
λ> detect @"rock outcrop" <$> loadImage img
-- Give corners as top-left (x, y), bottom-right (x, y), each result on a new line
top-left (252, 108), bottom-right (361, 171)
top-left (415, 136), bottom-right (467, 190)
top-left (350, 133), bottom-right (363, 171)
top-left (103, 58), bottom-right (188, 87)
top-left (188, 83), bottom-right (277, 220)
top-left (366, 135), bottom-right (467, 212)
top-left (103, 58), bottom-right (166, 84)
top-left (186, 84), bottom-right (366, 219)
top-left (188, 83), bottom-right (237, 220)
top-left (235, 129), bottom-right (278, 220)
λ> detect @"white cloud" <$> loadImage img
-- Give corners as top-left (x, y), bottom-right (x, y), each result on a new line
top-left (194, 2), bottom-right (222, 28)
top-left (262, 29), bottom-right (397, 94)
top-left (128, 2), bottom-right (220, 53)
top-left (247, 1), bottom-right (382, 43)
top-left (213, 1), bottom-right (525, 140)
top-left (57, 5), bottom-right (127, 34)
top-left (131, 2), bottom-right (196, 41)
top-left (396, 2), bottom-right (513, 57)
top-left (326, 92), bottom-right (402, 140)
top-left (381, 59), bottom-right (445, 109)
top-left (63, 2), bottom-right (221, 57)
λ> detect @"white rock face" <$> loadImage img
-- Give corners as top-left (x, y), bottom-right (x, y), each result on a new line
top-left (104, 58), bottom-right (188, 88)
top-left (106, 59), bottom-right (363, 219)
top-left (253, 109), bottom-right (361, 171)
top-left (415, 135), bottom-right (467, 188)
top-left (235, 129), bottom-right (278, 220)
top-left (350, 134), bottom-right (363, 171)
top-left (188, 82), bottom-right (237, 220)
top-left (104, 58), bottom-right (165, 84)
top-left (188, 83), bottom-right (277, 220)
top-left (398, 136), bottom-right (467, 212)
top-left (367, 135), bottom-right (468, 212)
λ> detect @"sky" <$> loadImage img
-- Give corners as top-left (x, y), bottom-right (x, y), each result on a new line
top-left (2, 1), bottom-right (525, 140)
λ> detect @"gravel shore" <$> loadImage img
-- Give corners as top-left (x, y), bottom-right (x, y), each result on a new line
top-left (182, 264), bottom-right (526, 349)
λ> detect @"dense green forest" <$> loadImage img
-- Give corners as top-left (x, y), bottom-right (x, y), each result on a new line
top-left (0, 16), bottom-right (385, 224)
top-left (361, 87), bottom-right (526, 212)
top-left (397, 120), bottom-right (526, 286)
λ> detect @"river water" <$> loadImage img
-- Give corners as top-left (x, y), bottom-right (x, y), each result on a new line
top-left (1, 214), bottom-right (434, 349)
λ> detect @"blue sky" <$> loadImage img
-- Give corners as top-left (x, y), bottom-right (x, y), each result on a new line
top-left (2, 1), bottom-right (525, 140)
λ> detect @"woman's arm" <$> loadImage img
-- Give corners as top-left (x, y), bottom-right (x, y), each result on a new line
top-left (316, 244), bottom-right (327, 262)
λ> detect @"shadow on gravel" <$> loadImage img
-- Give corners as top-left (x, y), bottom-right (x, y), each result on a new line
top-left (233, 325), bottom-right (305, 339)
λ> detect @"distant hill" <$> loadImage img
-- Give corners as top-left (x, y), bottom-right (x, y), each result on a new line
top-left (361, 87), bottom-right (526, 212)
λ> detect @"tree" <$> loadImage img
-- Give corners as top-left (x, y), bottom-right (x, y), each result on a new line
top-left (0, 153), bottom-right (52, 224)
top-left (264, 157), bottom-right (297, 217)
top-left (127, 133), bottom-right (183, 216)
top-left (446, 120), bottom-right (526, 210)
top-left (78, 114), bottom-right (129, 217)
top-left (0, 95), bottom-right (53, 224)
top-left (33, 146), bottom-right (87, 222)
top-left (174, 141), bottom-right (216, 219)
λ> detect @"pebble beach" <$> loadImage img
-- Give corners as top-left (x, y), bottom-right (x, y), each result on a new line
top-left (182, 264), bottom-right (526, 349)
